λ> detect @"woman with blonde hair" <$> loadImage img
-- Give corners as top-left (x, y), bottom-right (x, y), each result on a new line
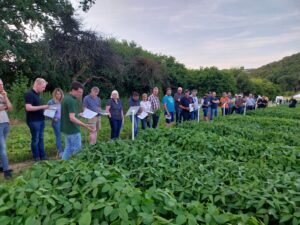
top-left (106, 90), bottom-right (124, 140)
top-left (48, 88), bottom-right (64, 158)
top-left (140, 93), bottom-right (152, 129)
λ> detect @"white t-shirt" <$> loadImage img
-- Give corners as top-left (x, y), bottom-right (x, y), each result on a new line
top-left (190, 95), bottom-right (199, 110)
top-left (140, 101), bottom-right (152, 113)
top-left (0, 94), bottom-right (9, 123)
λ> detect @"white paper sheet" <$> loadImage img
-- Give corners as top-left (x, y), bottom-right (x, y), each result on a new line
top-left (137, 111), bottom-right (148, 120)
top-left (189, 104), bottom-right (194, 112)
top-left (49, 104), bottom-right (59, 110)
top-left (44, 109), bottom-right (56, 118)
top-left (80, 108), bottom-right (98, 119)
top-left (165, 115), bottom-right (172, 120)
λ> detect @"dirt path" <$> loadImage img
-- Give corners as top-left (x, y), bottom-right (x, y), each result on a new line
top-left (10, 160), bottom-right (35, 174)
top-left (10, 156), bottom-right (57, 174)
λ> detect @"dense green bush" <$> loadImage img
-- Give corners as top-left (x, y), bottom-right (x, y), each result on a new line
top-left (8, 74), bottom-right (31, 120)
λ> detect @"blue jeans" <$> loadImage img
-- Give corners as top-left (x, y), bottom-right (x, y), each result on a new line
top-left (247, 105), bottom-right (255, 110)
top-left (228, 105), bottom-right (233, 114)
top-left (175, 108), bottom-right (182, 124)
top-left (141, 117), bottom-right (150, 130)
top-left (182, 110), bottom-right (190, 121)
top-left (0, 123), bottom-right (10, 171)
top-left (109, 118), bottom-right (122, 140)
top-left (221, 108), bottom-right (229, 116)
top-left (130, 116), bottom-right (139, 137)
top-left (62, 133), bottom-right (81, 160)
top-left (151, 114), bottom-right (160, 128)
top-left (165, 111), bottom-right (174, 124)
top-left (203, 108), bottom-right (209, 117)
top-left (27, 121), bottom-right (46, 160)
top-left (236, 107), bottom-right (244, 114)
top-left (190, 110), bottom-right (199, 120)
top-left (210, 108), bottom-right (218, 120)
top-left (52, 120), bottom-right (62, 156)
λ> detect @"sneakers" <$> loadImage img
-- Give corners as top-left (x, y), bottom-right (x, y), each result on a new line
top-left (4, 170), bottom-right (12, 179)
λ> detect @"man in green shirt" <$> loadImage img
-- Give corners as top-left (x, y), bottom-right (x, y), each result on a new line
top-left (61, 81), bottom-right (95, 160)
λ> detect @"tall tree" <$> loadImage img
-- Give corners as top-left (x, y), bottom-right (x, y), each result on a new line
top-left (38, 13), bottom-right (123, 89)
top-left (0, 0), bottom-right (73, 61)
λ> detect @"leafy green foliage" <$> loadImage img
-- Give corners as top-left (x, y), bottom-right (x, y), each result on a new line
top-left (1, 106), bottom-right (299, 224)
top-left (0, 160), bottom-right (259, 224)
top-left (8, 74), bottom-right (30, 120)
top-left (186, 67), bottom-right (237, 95)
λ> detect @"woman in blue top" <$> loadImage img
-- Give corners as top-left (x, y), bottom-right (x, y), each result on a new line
top-left (47, 88), bottom-right (64, 158)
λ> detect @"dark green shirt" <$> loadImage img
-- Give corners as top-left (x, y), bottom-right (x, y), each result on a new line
top-left (61, 94), bottom-right (80, 134)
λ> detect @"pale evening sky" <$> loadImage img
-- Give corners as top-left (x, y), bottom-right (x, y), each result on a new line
top-left (71, 0), bottom-right (300, 69)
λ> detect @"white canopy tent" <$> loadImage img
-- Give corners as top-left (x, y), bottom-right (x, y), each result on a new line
top-left (275, 96), bottom-right (284, 104)
top-left (293, 93), bottom-right (300, 99)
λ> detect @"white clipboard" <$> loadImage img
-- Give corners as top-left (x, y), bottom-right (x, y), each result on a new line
top-left (126, 106), bottom-right (140, 116)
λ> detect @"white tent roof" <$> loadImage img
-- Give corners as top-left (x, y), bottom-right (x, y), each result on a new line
top-left (293, 93), bottom-right (300, 98)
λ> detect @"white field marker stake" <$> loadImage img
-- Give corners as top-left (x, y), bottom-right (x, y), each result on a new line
top-left (132, 110), bottom-right (135, 140)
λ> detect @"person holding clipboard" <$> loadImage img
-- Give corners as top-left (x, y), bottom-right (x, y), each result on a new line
top-left (25, 78), bottom-right (49, 161)
top-left (47, 88), bottom-right (64, 158)
top-left (83, 87), bottom-right (101, 145)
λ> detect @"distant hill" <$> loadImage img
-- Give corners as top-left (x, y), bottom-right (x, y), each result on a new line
top-left (248, 52), bottom-right (300, 92)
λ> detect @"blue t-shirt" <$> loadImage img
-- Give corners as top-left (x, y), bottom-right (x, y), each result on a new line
top-left (83, 95), bottom-right (101, 113)
top-left (210, 97), bottom-right (219, 109)
top-left (163, 95), bottom-right (175, 112)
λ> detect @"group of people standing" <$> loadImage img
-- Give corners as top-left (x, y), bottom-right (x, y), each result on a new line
top-left (0, 77), bottom-right (288, 180)
top-left (118, 87), bottom-right (269, 138)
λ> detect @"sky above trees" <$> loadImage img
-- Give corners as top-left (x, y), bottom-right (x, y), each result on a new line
top-left (72, 0), bottom-right (300, 69)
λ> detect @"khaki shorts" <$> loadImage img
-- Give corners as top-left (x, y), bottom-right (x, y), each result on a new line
top-left (88, 116), bottom-right (101, 131)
